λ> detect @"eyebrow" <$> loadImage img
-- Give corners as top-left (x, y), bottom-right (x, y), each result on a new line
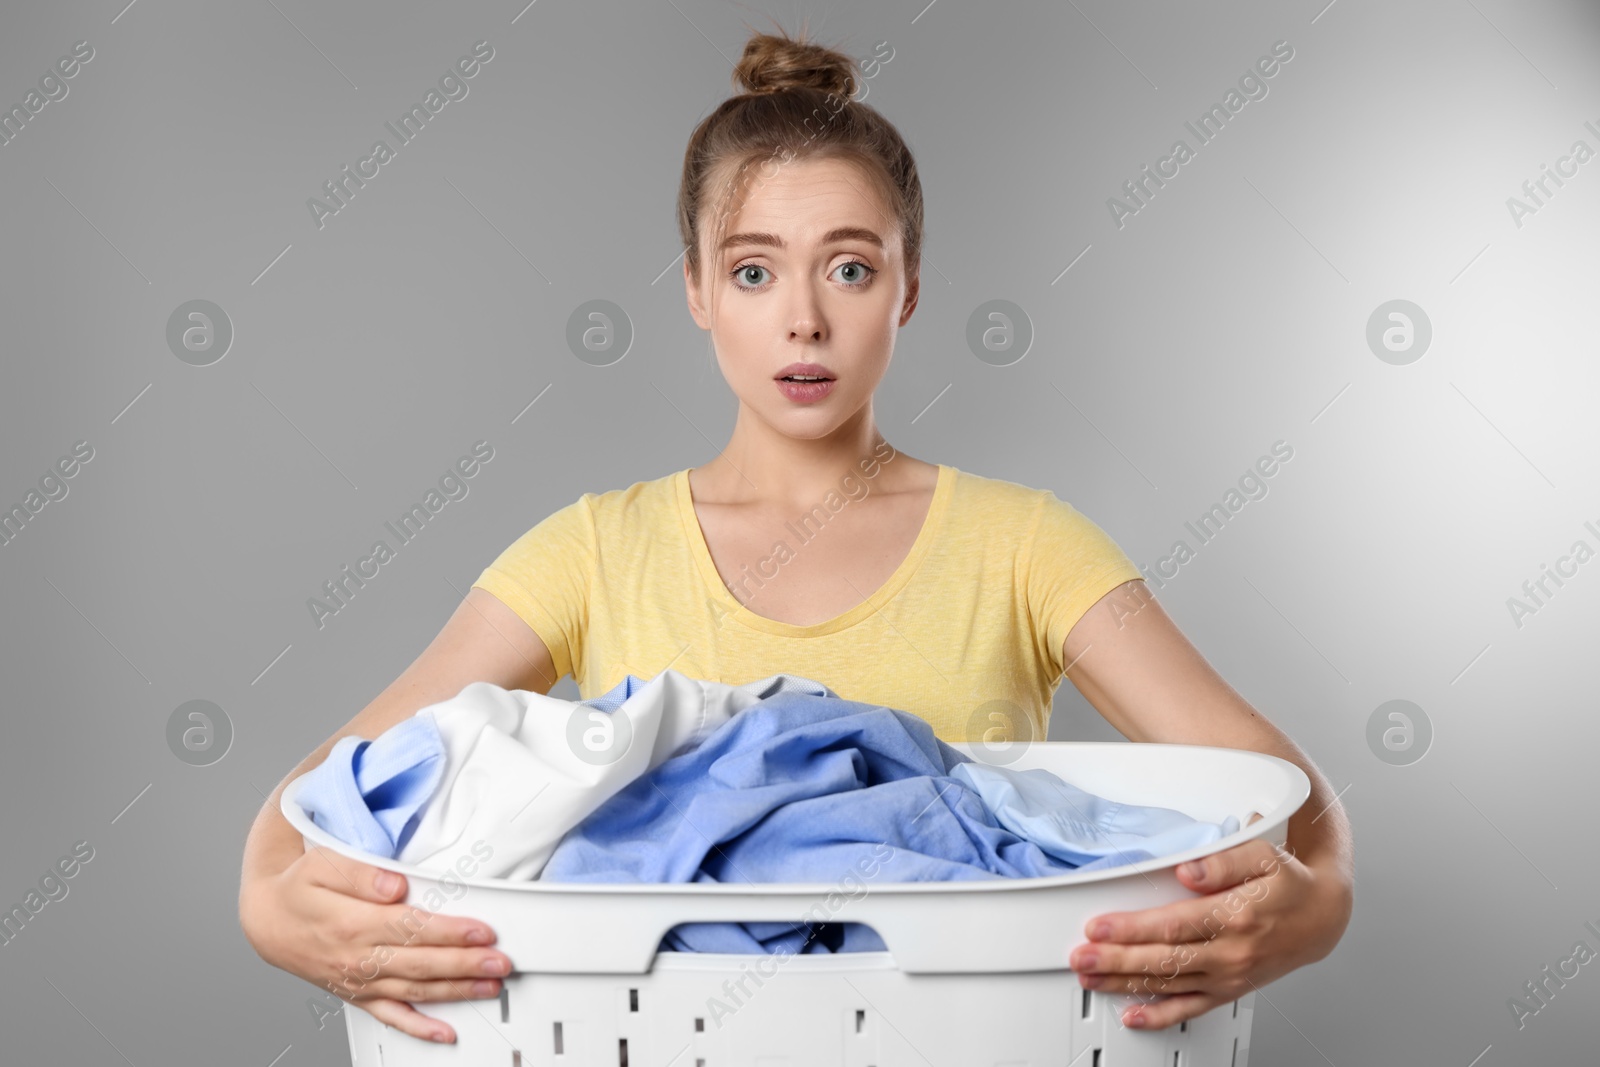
top-left (719, 226), bottom-right (884, 253)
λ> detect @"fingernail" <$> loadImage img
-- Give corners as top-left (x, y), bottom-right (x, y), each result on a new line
top-left (1181, 861), bottom-right (1205, 881)
top-left (465, 928), bottom-right (490, 945)
top-left (472, 980), bottom-right (498, 996)
top-left (430, 1030), bottom-right (451, 1043)
top-left (1076, 951), bottom-right (1099, 971)
top-left (376, 872), bottom-right (401, 895)
top-left (481, 956), bottom-right (508, 976)
top-left (1124, 1009), bottom-right (1144, 1028)
top-left (1089, 921), bottom-right (1112, 940)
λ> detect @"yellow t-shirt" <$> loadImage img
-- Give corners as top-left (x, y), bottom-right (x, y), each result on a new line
top-left (470, 464), bottom-right (1143, 743)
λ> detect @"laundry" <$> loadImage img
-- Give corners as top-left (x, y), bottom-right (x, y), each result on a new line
top-left (293, 670), bottom-right (835, 879)
top-left (538, 691), bottom-right (1240, 955)
top-left (295, 669), bottom-right (1243, 955)
top-left (950, 761), bottom-right (1239, 870)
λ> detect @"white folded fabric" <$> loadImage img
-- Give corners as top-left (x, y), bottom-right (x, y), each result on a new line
top-left (396, 670), bottom-right (835, 879)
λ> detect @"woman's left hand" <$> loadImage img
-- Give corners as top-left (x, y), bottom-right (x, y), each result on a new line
top-left (1067, 829), bottom-right (1353, 1031)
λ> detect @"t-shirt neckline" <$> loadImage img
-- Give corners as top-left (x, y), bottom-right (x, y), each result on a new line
top-left (674, 463), bottom-right (955, 638)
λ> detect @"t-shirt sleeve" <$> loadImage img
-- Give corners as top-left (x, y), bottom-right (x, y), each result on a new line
top-left (470, 496), bottom-right (593, 683)
top-left (1025, 490), bottom-right (1145, 678)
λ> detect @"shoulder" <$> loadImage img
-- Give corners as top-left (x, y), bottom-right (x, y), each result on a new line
top-left (573, 468), bottom-right (683, 531)
top-left (944, 464), bottom-right (1063, 520)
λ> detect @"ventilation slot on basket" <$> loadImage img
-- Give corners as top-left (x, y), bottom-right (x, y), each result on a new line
top-left (855, 1009), bottom-right (865, 1033)
top-left (500, 987), bottom-right (510, 1023)
top-left (618, 1037), bottom-right (628, 1065)
top-left (1232, 999), bottom-right (1239, 1018)
top-left (1080, 988), bottom-right (1092, 1019)
top-left (553, 1021), bottom-right (564, 1055)
top-left (1179, 1020), bottom-right (1187, 1032)
top-left (629, 988), bottom-right (639, 1012)
top-left (511, 1053), bottom-right (520, 1066)
top-left (694, 1017), bottom-right (704, 1032)
top-left (1231, 1037), bottom-right (1239, 1065)
top-left (1173, 1052), bottom-right (1182, 1066)
top-left (1091, 1048), bottom-right (1102, 1066)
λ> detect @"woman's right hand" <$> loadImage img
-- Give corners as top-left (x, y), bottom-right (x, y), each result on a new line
top-left (240, 845), bottom-right (511, 1045)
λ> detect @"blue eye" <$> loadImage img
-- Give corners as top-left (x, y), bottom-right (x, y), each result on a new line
top-left (730, 264), bottom-right (771, 289)
top-left (833, 260), bottom-right (876, 286)
top-left (727, 260), bottom-right (879, 292)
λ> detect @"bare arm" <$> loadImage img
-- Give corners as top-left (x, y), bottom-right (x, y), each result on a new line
top-left (1060, 578), bottom-right (1352, 881)
top-left (238, 586), bottom-right (561, 1044)
top-left (1059, 578), bottom-right (1354, 1032)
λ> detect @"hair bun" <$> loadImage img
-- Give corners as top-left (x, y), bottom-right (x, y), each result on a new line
top-left (732, 30), bottom-right (858, 100)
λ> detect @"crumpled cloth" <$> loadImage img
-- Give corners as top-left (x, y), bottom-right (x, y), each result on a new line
top-left (294, 670), bottom-right (834, 879)
top-left (538, 689), bottom-right (1239, 954)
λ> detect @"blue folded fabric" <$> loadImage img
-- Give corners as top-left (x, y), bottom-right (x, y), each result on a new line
top-left (539, 690), bottom-right (1239, 955)
top-left (296, 714), bottom-right (447, 858)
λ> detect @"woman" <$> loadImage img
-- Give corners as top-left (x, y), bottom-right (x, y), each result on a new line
top-left (239, 26), bottom-right (1353, 1044)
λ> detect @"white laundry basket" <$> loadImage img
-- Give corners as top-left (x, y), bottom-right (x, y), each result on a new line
top-left (281, 741), bottom-right (1310, 1067)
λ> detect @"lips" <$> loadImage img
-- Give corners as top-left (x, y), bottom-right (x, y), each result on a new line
top-left (775, 362), bottom-right (834, 381)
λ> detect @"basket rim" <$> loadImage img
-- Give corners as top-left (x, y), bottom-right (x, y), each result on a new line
top-left (281, 739), bottom-right (1311, 894)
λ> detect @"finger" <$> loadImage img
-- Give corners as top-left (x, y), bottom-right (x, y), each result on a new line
top-left (1078, 888), bottom-right (1253, 953)
top-left (360, 900), bottom-right (504, 951)
top-left (302, 852), bottom-right (500, 950)
top-left (1080, 967), bottom-right (1215, 997)
top-left (337, 968), bottom-right (505, 1008)
top-left (304, 847), bottom-right (409, 903)
top-left (358, 996), bottom-right (461, 1045)
top-left (1175, 838), bottom-right (1278, 891)
top-left (1072, 935), bottom-right (1219, 985)
top-left (355, 938), bottom-right (513, 985)
top-left (1121, 990), bottom-right (1226, 1032)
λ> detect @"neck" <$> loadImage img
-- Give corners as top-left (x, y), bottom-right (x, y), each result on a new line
top-left (701, 403), bottom-right (898, 507)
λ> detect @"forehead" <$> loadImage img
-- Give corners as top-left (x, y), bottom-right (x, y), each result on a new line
top-left (714, 157), bottom-right (891, 245)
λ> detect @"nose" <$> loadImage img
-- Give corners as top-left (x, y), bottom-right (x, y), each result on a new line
top-left (788, 281), bottom-right (826, 342)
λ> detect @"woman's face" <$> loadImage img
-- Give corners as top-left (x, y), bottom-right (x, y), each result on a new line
top-left (685, 155), bottom-right (919, 439)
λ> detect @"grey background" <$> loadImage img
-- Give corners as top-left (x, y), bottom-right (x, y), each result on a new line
top-left (2, 0), bottom-right (1598, 1063)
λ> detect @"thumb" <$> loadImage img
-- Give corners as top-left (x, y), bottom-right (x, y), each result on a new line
top-left (306, 847), bottom-right (408, 902)
top-left (1177, 812), bottom-right (1263, 887)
